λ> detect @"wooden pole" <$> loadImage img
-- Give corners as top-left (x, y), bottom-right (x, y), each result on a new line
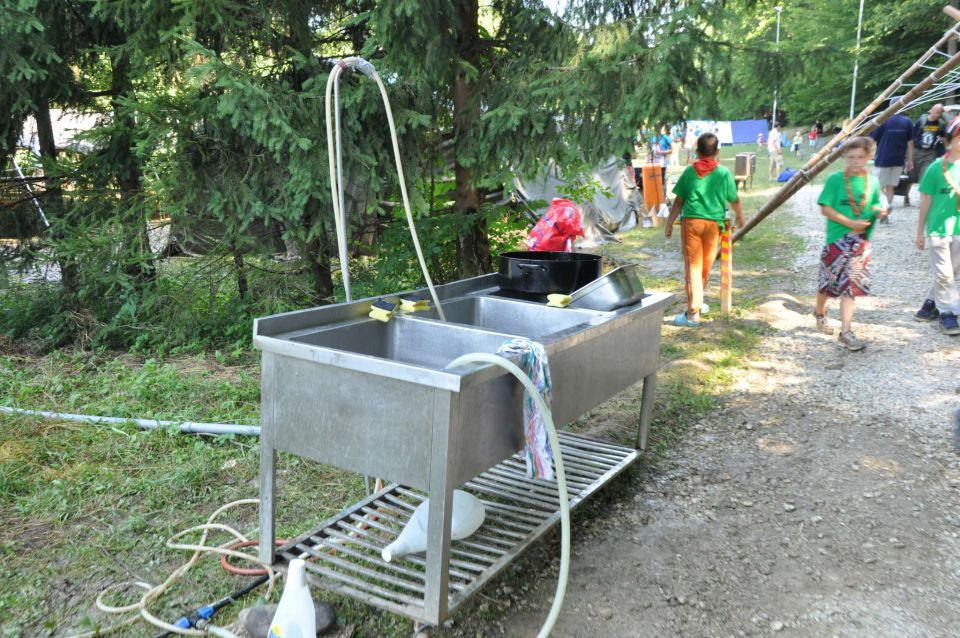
top-left (733, 6), bottom-right (960, 243)
top-left (720, 223), bottom-right (732, 314)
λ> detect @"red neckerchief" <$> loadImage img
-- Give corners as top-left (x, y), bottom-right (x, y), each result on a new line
top-left (942, 158), bottom-right (960, 211)
top-left (843, 170), bottom-right (869, 217)
top-left (693, 158), bottom-right (719, 178)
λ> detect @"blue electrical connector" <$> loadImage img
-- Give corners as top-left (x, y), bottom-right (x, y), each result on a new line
top-left (152, 574), bottom-right (270, 638)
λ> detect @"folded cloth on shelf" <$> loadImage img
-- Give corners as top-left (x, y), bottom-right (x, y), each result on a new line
top-left (497, 338), bottom-right (554, 480)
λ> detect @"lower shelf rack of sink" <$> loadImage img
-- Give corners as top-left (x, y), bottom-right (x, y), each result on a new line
top-left (276, 431), bottom-right (638, 624)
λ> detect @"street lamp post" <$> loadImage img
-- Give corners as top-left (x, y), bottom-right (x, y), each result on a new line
top-left (850, 0), bottom-right (865, 118)
top-left (772, 6), bottom-right (782, 125)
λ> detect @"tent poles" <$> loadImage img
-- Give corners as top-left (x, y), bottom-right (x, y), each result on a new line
top-left (733, 4), bottom-right (960, 244)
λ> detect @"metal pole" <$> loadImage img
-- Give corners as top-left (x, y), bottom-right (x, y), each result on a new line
top-left (11, 155), bottom-right (49, 228)
top-left (850, 0), bottom-right (866, 119)
top-left (772, 6), bottom-right (782, 124)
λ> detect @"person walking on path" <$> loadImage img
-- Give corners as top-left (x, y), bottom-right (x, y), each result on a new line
top-left (768, 123), bottom-right (784, 180)
top-left (914, 116), bottom-right (960, 335)
top-left (813, 136), bottom-right (888, 351)
top-left (653, 126), bottom-right (673, 192)
top-left (665, 133), bottom-right (745, 327)
top-left (870, 97), bottom-right (914, 219)
top-left (910, 103), bottom-right (946, 203)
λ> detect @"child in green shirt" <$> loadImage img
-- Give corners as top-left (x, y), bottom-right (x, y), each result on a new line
top-left (813, 136), bottom-right (887, 351)
top-left (665, 133), bottom-right (745, 327)
top-left (915, 115), bottom-right (960, 336)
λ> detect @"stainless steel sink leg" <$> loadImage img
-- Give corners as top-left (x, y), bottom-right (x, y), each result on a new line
top-left (423, 390), bottom-right (460, 624)
top-left (259, 355), bottom-right (278, 566)
top-left (259, 443), bottom-right (277, 565)
top-left (637, 372), bottom-right (657, 451)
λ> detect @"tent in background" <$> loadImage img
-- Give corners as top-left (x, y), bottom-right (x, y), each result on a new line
top-left (686, 119), bottom-right (769, 145)
top-left (729, 119), bottom-right (769, 144)
top-left (513, 157), bottom-right (641, 248)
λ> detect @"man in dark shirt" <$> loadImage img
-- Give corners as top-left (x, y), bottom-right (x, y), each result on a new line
top-left (912, 103), bottom-right (945, 185)
top-left (870, 97), bottom-right (914, 220)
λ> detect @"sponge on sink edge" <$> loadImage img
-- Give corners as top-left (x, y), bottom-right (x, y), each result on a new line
top-left (399, 295), bottom-right (430, 312)
top-left (369, 299), bottom-right (398, 322)
top-left (546, 293), bottom-right (572, 308)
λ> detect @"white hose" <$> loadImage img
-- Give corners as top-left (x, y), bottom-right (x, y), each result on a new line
top-left (324, 57), bottom-right (446, 320)
top-left (0, 406), bottom-right (260, 436)
top-left (325, 65), bottom-right (352, 301)
top-left (66, 499), bottom-right (274, 638)
top-left (445, 352), bottom-right (569, 638)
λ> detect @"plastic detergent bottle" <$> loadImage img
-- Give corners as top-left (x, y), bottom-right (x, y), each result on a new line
top-left (267, 558), bottom-right (316, 638)
top-left (382, 490), bottom-right (485, 562)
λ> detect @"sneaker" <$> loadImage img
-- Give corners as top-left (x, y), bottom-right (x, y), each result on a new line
top-left (939, 312), bottom-right (960, 336)
top-left (671, 312), bottom-right (701, 328)
top-left (813, 312), bottom-right (833, 335)
top-left (839, 330), bottom-right (866, 351)
top-left (915, 299), bottom-right (940, 322)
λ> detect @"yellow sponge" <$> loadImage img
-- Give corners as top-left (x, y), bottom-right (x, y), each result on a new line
top-left (369, 299), bottom-right (397, 322)
top-left (546, 293), bottom-right (572, 308)
top-left (399, 295), bottom-right (430, 312)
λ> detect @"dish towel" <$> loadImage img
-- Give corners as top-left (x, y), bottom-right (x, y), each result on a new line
top-left (497, 338), bottom-right (554, 480)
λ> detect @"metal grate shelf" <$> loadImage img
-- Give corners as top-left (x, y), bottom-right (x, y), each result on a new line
top-left (275, 432), bottom-right (638, 624)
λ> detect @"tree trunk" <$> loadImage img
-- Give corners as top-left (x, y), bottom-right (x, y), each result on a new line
top-left (34, 99), bottom-right (80, 303)
top-left (283, 11), bottom-right (338, 303)
top-left (453, 0), bottom-right (490, 278)
top-left (110, 51), bottom-right (156, 283)
top-left (232, 247), bottom-right (249, 300)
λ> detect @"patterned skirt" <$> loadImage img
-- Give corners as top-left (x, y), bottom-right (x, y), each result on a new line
top-left (818, 234), bottom-right (872, 298)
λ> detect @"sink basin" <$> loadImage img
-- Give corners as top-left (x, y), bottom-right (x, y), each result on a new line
top-left (421, 296), bottom-right (605, 339)
top-left (290, 315), bottom-right (516, 371)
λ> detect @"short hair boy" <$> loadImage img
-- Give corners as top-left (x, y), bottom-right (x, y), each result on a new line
top-left (813, 136), bottom-right (887, 350)
top-left (915, 115), bottom-right (960, 335)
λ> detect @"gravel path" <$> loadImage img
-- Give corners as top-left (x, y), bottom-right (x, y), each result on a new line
top-left (502, 185), bottom-right (960, 637)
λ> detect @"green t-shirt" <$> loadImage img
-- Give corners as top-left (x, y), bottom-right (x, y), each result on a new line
top-left (918, 157), bottom-right (960, 237)
top-left (817, 171), bottom-right (884, 244)
top-left (672, 164), bottom-right (738, 229)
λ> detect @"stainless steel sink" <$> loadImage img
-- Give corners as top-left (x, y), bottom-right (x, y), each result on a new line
top-left (416, 295), bottom-right (605, 339)
top-left (256, 273), bottom-right (674, 623)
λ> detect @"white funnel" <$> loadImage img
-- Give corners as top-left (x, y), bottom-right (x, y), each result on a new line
top-left (382, 490), bottom-right (485, 562)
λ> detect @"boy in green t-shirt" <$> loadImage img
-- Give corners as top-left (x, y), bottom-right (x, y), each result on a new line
top-left (813, 136), bottom-right (887, 351)
top-left (665, 133), bottom-right (745, 327)
top-left (915, 115), bottom-right (960, 336)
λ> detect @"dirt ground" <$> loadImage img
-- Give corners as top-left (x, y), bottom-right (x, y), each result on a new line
top-left (500, 186), bottom-right (960, 637)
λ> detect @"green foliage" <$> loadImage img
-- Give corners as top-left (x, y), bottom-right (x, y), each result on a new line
top-left (712, 0), bottom-right (950, 125)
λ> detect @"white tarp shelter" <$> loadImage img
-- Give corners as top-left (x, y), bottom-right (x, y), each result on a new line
top-left (514, 157), bottom-right (641, 247)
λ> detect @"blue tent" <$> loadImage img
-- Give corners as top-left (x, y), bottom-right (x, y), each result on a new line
top-left (729, 119), bottom-right (769, 145)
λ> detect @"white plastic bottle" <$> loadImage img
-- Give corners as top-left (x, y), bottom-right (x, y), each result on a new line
top-left (382, 490), bottom-right (485, 563)
top-left (267, 558), bottom-right (316, 638)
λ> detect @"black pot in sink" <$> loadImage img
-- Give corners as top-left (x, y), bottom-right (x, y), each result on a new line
top-left (498, 251), bottom-right (602, 295)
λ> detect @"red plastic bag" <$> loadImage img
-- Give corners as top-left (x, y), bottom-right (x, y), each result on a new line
top-left (526, 198), bottom-right (584, 251)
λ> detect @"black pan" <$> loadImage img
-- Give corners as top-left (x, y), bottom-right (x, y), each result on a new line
top-left (498, 251), bottom-right (602, 295)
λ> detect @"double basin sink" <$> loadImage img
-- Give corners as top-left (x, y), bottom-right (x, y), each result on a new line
top-left (254, 273), bottom-right (672, 491)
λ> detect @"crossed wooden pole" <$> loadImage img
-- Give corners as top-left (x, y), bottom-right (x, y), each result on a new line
top-left (719, 4), bottom-right (960, 313)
